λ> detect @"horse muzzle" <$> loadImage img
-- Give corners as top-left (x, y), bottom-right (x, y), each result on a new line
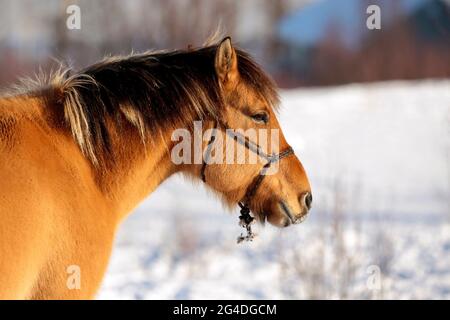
top-left (275, 193), bottom-right (312, 227)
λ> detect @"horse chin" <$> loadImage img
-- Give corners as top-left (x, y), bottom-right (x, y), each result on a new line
top-left (265, 201), bottom-right (304, 228)
top-left (255, 211), bottom-right (268, 225)
top-left (265, 208), bottom-right (292, 228)
top-left (264, 214), bottom-right (285, 227)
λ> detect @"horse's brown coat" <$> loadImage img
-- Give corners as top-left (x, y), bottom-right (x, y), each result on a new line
top-left (0, 38), bottom-right (311, 299)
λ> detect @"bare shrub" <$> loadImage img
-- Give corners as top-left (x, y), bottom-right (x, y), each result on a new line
top-left (278, 177), bottom-right (363, 299)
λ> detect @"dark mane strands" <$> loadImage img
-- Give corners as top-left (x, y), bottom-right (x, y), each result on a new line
top-left (16, 42), bottom-right (280, 165)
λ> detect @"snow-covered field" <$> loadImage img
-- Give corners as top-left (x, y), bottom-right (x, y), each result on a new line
top-left (98, 80), bottom-right (450, 299)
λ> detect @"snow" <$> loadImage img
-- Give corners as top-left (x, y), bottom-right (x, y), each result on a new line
top-left (97, 80), bottom-right (450, 299)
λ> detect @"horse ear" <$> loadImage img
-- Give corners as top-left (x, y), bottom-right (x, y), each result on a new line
top-left (215, 37), bottom-right (238, 87)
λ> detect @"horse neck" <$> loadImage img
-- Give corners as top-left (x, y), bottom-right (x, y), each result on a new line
top-left (2, 93), bottom-right (182, 222)
top-left (28, 94), bottom-right (181, 221)
top-left (93, 123), bottom-right (179, 221)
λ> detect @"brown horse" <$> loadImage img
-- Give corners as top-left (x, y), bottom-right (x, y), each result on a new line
top-left (0, 37), bottom-right (311, 299)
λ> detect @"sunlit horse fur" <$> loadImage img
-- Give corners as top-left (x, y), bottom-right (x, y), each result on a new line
top-left (0, 37), bottom-right (311, 299)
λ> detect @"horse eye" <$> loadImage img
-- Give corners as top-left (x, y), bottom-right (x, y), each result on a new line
top-left (251, 112), bottom-right (269, 124)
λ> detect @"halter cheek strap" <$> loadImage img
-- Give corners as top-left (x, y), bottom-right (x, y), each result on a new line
top-left (200, 121), bottom-right (295, 243)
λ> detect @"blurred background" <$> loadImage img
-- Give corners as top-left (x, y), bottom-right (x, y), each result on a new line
top-left (0, 0), bottom-right (449, 299)
top-left (1, 0), bottom-right (449, 87)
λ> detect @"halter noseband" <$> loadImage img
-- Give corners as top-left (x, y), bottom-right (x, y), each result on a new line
top-left (200, 121), bottom-right (295, 243)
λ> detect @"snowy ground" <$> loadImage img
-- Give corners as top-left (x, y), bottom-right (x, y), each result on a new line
top-left (98, 80), bottom-right (450, 299)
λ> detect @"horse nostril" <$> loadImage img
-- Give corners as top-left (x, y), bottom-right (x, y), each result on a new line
top-left (305, 192), bottom-right (313, 210)
top-left (301, 192), bottom-right (313, 211)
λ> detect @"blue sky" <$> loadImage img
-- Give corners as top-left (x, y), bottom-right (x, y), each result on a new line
top-left (279, 0), bottom-right (428, 48)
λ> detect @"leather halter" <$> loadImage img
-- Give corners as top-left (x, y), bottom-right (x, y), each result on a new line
top-left (200, 121), bottom-right (295, 242)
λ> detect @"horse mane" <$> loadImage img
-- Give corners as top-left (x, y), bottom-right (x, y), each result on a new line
top-left (5, 41), bottom-right (279, 165)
